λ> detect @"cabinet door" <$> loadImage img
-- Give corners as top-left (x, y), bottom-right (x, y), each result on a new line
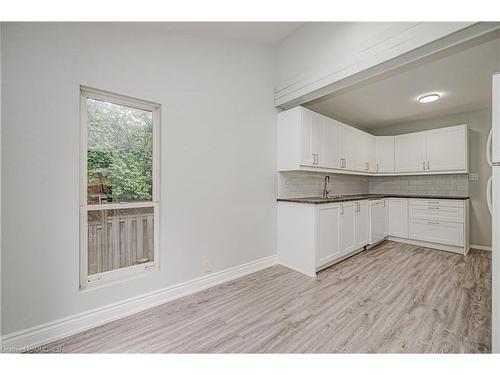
top-left (426, 125), bottom-right (467, 172)
top-left (317, 205), bottom-right (341, 266)
top-left (311, 112), bottom-right (325, 167)
top-left (321, 117), bottom-right (342, 169)
top-left (300, 108), bottom-right (315, 166)
top-left (340, 125), bottom-right (358, 171)
top-left (394, 132), bottom-right (427, 173)
top-left (368, 134), bottom-right (377, 173)
top-left (355, 131), bottom-right (373, 172)
top-left (355, 201), bottom-right (370, 248)
top-left (370, 200), bottom-right (387, 244)
top-left (375, 136), bottom-right (395, 173)
top-left (388, 198), bottom-right (409, 238)
top-left (340, 202), bottom-right (356, 255)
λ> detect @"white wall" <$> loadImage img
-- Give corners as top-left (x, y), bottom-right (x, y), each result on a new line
top-left (1, 23), bottom-right (277, 336)
top-left (372, 109), bottom-right (492, 248)
top-left (275, 22), bottom-right (491, 107)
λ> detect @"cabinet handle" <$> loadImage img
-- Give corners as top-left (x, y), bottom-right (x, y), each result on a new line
top-left (340, 204), bottom-right (344, 215)
top-left (423, 161), bottom-right (426, 170)
top-left (365, 162), bottom-right (369, 171)
top-left (317, 154), bottom-right (320, 165)
top-left (376, 163), bottom-right (379, 172)
top-left (427, 221), bottom-right (440, 225)
top-left (427, 161), bottom-right (430, 170)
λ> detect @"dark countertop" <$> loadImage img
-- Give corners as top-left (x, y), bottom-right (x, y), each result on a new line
top-left (277, 194), bottom-right (470, 204)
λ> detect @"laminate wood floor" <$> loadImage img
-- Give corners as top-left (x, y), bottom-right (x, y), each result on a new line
top-left (47, 241), bottom-right (491, 353)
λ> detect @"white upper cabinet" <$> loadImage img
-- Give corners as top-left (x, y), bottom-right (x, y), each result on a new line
top-left (299, 108), bottom-right (324, 167)
top-left (278, 107), bottom-right (468, 175)
top-left (394, 124), bottom-right (468, 174)
top-left (354, 131), bottom-right (376, 172)
top-left (395, 132), bottom-right (427, 173)
top-left (340, 125), bottom-right (358, 171)
top-left (425, 125), bottom-right (468, 172)
top-left (375, 136), bottom-right (395, 173)
top-left (321, 117), bottom-right (342, 169)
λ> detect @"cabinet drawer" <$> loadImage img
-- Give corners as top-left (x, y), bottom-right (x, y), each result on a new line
top-left (409, 205), bottom-right (464, 223)
top-left (409, 219), bottom-right (464, 247)
top-left (408, 199), bottom-right (464, 208)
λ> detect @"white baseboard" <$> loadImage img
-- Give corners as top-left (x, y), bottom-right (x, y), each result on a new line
top-left (470, 243), bottom-right (492, 251)
top-left (1, 255), bottom-right (277, 351)
top-left (386, 236), bottom-right (466, 255)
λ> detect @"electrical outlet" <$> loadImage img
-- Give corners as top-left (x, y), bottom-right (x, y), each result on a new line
top-left (469, 173), bottom-right (479, 181)
top-left (203, 259), bottom-right (212, 272)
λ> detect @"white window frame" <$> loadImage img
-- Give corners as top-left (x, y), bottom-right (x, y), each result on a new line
top-left (79, 86), bottom-right (160, 290)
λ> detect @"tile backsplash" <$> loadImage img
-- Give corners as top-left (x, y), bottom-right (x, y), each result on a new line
top-left (278, 171), bottom-right (369, 198)
top-left (368, 174), bottom-right (469, 196)
top-left (278, 171), bottom-right (469, 198)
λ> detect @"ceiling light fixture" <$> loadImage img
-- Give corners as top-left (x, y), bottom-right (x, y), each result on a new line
top-left (418, 93), bottom-right (441, 103)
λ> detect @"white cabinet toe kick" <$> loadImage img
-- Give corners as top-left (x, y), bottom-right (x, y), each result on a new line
top-left (277, 197), bottom-right (469, 278)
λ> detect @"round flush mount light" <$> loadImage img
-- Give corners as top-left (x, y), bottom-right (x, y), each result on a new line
top-left (418, 93), bottom-right (441, 103)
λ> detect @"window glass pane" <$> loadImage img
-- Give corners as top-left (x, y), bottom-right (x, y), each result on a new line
top-left (87, 98), bottom-right (153, 205)
top-left (87, 207), bottom-right (154, 275)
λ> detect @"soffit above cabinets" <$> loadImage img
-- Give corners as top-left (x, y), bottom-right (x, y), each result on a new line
top-left (304, 34), bottom-right (500, 130)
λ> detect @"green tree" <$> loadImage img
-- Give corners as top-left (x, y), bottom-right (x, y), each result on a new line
top-left (87, 99), bottom-right (153, 202)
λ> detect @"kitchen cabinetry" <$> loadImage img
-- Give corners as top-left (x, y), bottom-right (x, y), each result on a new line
top-left (388, 198), bottom-right (408, 238)
top-left (317, 204), bottom-right (341, 266)
top-left (278, 106), bottom-right (468, 176)
top-left (394, 124), bottom-right (468, 174)
top-left (394, 132), bottom-right (427, 173)
top-left (375, 136), bottom-right (395, 173)
top-left (340, 125), bottom-right (358, 171)
top-left (354, 131), bottom-right (376, 172)
top-left (277, 200), bottom-right (370, 277)
top-left (355, 201), bottom-right (370, 248)
top-left (278, 106), bottom-right (342, 171)
top-left (340, 202), bottom-right (356, 255)
top-left (369, 199), bottom-right (387, 244)
top-left (425, 125), bottom-right (468, 172)
top-left (277, 197), bottom-right (469, 278)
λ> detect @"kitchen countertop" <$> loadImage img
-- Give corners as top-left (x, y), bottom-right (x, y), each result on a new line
top-left (277, 194), bottom-right (470, 204)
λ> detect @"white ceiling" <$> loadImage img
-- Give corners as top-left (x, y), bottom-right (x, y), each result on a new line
top-left (305, 35), bottom-right (500, 130)
top-left (137, 22), bottom-right (304, 45)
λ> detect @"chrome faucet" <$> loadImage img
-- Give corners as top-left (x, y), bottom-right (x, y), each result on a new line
top-left (323, 175), bottom-right (331, 198)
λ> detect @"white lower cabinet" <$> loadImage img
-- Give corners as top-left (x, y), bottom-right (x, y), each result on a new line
top-left (340, 202), bottom-right (357, 255)
top-left (277, 201), bottom-right (369, 278)
top-left (369, 199), bottom-right (387, 244)
top-left (277, 197), bottom-right (469, 279)
top-left (317, 204), bottom-right (341, 266)
top-left (404, 198), bottom-right (468, 253)
top-left (388, 198), bottom-right (409, 238)
top-left (408, 219), bottom-right (464, 247)
top-left (355, 201), bottom-right (370, 248)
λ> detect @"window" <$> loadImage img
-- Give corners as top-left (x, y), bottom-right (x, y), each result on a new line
top-left (80, 87), bottom-right (160, 288)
